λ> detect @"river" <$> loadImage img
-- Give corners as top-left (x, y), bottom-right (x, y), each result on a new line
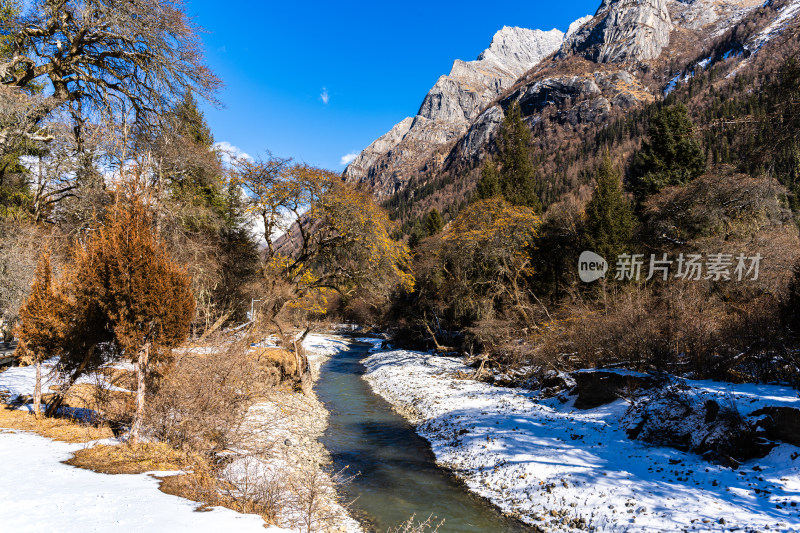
top-left (315, 341), bottom-right (530, 533)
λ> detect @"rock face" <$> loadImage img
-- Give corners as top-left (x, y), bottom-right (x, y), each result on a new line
top-left (344, 0), bottom-right (771, 208)
top-left (751, 406), bottom-right (800, 447)
top-left (559, 0), bottom-right (673, 63)
top-left (343, 25), bottom-right (567, 197)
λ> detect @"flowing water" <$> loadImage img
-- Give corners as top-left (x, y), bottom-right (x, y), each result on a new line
top-left (315, 342), bottom-right (530, 533)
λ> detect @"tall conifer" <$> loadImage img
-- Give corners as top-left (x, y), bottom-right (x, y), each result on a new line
top-left (585, 154), bottom-right (637, 262)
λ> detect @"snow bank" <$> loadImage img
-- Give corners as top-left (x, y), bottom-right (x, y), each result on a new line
top-left (0, 429), bottom-right (287, 532)
top-left (364, 350), bottom-right (800, 532)
top-left (0, 358), bottom-right (132, 405)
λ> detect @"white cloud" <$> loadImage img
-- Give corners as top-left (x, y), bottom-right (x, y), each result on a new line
top-left (340, 152), bottom-right (359, 166)
top-left (214, 141), bottom-right (252, 165)
top-left (320, 87), bottom-right (329, 105)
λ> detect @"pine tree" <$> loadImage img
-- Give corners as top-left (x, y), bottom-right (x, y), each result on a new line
top-left (174, 90), bottom-right (214, 148)
top-left (424, 208), bottom-right (444, 236)
top-left (585, 154), bottom-right (637, 263)
top-left (497, 102), bottom-right (542, 212)
top-left (408, 220), bottom-right (426, 249)
top-left (631, 103), bottom-right (706, 199)
top-left (476, 159), bottom-right (501, 200)
top-left (15, 250), bottom-right (66, 417)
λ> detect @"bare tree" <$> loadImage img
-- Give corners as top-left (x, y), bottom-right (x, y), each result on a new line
top-left (1, 0), bottom-right (220, 132)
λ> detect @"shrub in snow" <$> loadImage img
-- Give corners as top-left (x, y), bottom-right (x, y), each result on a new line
top-left (622, 382), bottom-right (776, 465)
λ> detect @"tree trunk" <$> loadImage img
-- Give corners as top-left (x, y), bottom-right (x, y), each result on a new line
top-left (293, 328), bottom-right (312, 395)
top-left (33, 360), bottom-right (42, 419)
top-left (129, 343), bottom-right (150, 444)
top-left (45, 344), bottom-right (97, 417)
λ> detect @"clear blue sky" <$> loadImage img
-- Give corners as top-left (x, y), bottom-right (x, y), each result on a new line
top-left (186, 1), bottom-right (601, 170)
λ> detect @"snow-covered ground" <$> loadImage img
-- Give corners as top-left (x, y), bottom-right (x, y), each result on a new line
top-left (0, 333), bottom-right (360, 533)
top-left (363, 350), bottom-right (800, 533)
top-left (231, 332), bottom-right (363, 533)
top-left (0, 358), bottom-right (131, 406)
top-left (0, 429), bottom-right (287, 533)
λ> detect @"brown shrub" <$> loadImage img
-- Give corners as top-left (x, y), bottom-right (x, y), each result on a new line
top-left (145, 335), bottom-right (278, 454)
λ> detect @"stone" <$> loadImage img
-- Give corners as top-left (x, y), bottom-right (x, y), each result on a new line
top-left (572, 370), bottom-right (657, 409)
top-left (750, 406), bottom-right (800, 447)
top-left (560, 0), bottom-right (673, 63)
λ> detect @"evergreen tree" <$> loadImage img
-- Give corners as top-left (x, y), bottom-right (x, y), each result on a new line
top-left (585, 155), bottom-right (637, 263)
top-left (476, 159), bottom-right (501, 200)
top-left (174, 91), bottom-right (214, 148)
top-left (424, 208), bottom-right (444, 236)
top-left (497, 102), bottom-right (542, 212)
top-left (631, 103), bottom-right (706, 199)
top-left (15, 250), bottom-right (66, 418)
top-left (45, 190), bottom-right (195, 436)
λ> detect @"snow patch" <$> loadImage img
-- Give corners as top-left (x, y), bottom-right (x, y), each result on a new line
top-left (0, 430), bottom-right (278, 532)
top-left (364, 349), bottom-right (800, 532)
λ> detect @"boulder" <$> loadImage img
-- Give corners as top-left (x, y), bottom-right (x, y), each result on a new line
top-left (750, 406), bottom-right (800, 447)
top-left (572, 370), bottom-right (657, 409)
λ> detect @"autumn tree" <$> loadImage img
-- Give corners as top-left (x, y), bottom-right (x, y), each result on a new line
top-left (14, 249), bottom-right (65, 417)
top-left (585, 154), bottom-right (637, 262)
top-left (415, 198), bottom-right (541, 333)
top-left (47, 185), bottom-right (195, 440)
top-left (236, 160), bottom-right (413, 311)
top-left (630, 104), bottom-right (706, 200)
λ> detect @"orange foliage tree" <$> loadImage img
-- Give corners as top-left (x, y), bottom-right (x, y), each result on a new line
top-left (32, 185), bottom-right (194, 440)
top-left (15, 250), bottom-right (66, 417)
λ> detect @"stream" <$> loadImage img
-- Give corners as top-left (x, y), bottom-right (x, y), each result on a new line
top-left (315, 342), bottom-right (530, 533)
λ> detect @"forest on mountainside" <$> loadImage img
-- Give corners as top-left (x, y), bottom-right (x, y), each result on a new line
top-left (380, 9), bottom-right (800, 387)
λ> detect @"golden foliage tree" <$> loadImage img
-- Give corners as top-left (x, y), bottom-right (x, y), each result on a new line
top-left (416, 198), bottom-right (541, 331)
top-left (235, 161), bottom-right (413, 322)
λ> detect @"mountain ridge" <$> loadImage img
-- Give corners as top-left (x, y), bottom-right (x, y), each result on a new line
top-left (345, 0), bottom-right (796, 225)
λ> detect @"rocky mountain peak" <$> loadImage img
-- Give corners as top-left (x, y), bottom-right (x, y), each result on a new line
top-left (560, 0), bottom-right (673, 63)
top-left (476, 26), bottom-right (565, 77)
top-left (343, 23), bottom-right (571, 194)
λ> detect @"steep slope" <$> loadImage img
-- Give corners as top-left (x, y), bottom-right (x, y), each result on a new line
top-left (343, 25), bottom-right (576, 198)
top-left (357, 0), bottom-right (797, 227)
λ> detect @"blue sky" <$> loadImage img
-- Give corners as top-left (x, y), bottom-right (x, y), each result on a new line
top-left (187, 1), bottom-right (601, 169)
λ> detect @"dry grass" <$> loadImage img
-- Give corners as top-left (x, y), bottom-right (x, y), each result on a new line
top-left (157, 471), bottom-right (278, 520)
top-left (65, 442), bottom-right (195, 474)
top-left (64, 436), bottom-right (278, 524)
top-left (0, 403), bottom-right (113, 442)
top-left (48, 383), bottom-right (135, 419)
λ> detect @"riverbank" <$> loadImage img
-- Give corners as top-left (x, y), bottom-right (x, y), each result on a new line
top-left (0, 333), bottom-right (363, 533)
top-left (363, 349), bottom-right (800, 533)
top-left (231, 333), bottom-right (364, 532)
